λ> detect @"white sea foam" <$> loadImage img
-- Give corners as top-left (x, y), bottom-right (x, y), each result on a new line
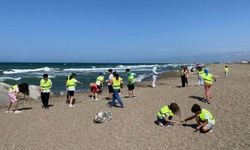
top-left (135, 74), bottom-right (151, 82)
top-left (3, 67), bottom-right (55, 74)
top-left (0, 77), bottom-right (22, 82)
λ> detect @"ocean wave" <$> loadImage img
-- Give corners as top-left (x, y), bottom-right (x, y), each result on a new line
top-left (63, 67), bottom-right (153, 73)
top-left (0, 77), bottom-right (22, 81)
top-left (3, 67), bottom-right (57, 74)
top-left (135, 74), bottom-right (151, 82)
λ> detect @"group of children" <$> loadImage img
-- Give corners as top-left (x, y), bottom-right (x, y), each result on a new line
top-left (5, 68), bottom-right (137, 111)
top-left (156, 103), bottom-right (215, 133)
top-left (5, 65), bottom-right (229, 134)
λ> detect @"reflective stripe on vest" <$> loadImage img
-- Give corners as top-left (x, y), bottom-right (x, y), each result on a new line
top-left (96, 76), bottom-right (104, 86)
top-left (157, 106), bottom-right (174, 118)
top-left (40, 79), bottom-right (52, 90)
top-left (199, 109), bottom-right (215, 124)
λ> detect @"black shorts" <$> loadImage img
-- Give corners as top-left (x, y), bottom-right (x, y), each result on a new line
top-left (68, 91), bottom-right (75, 96)
top-left (127, 84), bottom-right (135, 90)
top-left (108, 85), bottom-right (114, 93)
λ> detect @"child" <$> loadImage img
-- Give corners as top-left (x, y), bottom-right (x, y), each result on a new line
top-left (125, 68), bottom-right (136, 98)
top-left (156, 103), bottom-right (180, 127)
top-left (96, 72), bottom-right (105, 92)
top-left (89, 83), bottom-right (100, 100)
top-left (105, 69), bottom-right (114, 100)
top-left (6, 83), bottom-right (29, 113)
top-left (40, 74), bottom-right (52, 109)
top-left (66, 74), bottom-right (83, 107)
top-left (184, 104), bottom-right (215, 133)
top-left (202, 68), bottom-right (216, 104)
top-left (110, 72), bottom-right (124, 108)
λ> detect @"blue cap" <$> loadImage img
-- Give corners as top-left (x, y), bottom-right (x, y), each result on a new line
top-left (204, 68), bottom-right (209, 74)
top-left (99, 72), bottom-right (104, 76)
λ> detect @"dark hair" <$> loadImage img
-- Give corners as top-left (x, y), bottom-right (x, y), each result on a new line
top-left (18, 83), bottom-right (29, 95)
top-left (69, 75), bottom-right (74, 80)
top-left (169, 103), bottom-right (180, 116)
top-left (108, 69), bottom-right (113, 73)
top-left (225, 66), bottom-right (228, 68)
top-left (113, 71), bottom-right (119, 80)
top-left (125, 68), bottom-right (130, 73)
top-left (43, 74), bottom-right (48, 78)
top-left (191, 104), bottom-right (201, 113)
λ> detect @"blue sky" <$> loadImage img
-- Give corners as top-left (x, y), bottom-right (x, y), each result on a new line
top-left (0, 0), bottom-right (250, 63)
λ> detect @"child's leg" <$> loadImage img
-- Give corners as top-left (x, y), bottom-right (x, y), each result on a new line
top-left (15, 101), bottom-right (19, 111)
top-left (204, 85), bottom-right (209, 99)
top-left (7, 102), bottom-right (12, 112)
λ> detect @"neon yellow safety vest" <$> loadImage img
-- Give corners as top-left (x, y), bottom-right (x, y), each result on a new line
top-left (112, 77), bottom-right (122, 90)
top-left (199, 109), bottom-right (215, 124)
top-left (128, 75), bottom-right (135, 85)
top-left (197, 70), bottom-right (204, 75)
top-left (96, 76), bottom-right (104, 86)
top-left (157, 106), bottom-right (174, 118)
top-left (66, 79), bottom-right (76, 89)
top-left (8, 85), bottom-right (18, 93)
top-left (40, 79), bottom-right (52, 91)
top-left (224, 68), bottom-right (229, 72)
top-left (202, 73), bottom-right (213, 85)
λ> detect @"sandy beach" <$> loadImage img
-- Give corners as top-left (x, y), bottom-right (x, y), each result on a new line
top-left (0, 64), bottom-right (249, 150)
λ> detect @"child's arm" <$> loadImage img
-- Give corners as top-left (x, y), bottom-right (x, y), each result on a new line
top-left (196, 120), bottom-right (208, 130)
top-left (184, 115), bottom-right (196, 122)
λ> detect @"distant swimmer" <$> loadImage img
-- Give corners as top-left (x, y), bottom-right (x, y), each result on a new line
top-left (6, 83), bottom-right (29, 114)
top-left (152, 66), bottom-right (159, 88)
top-left (125, 68), bottom-right (136, 98)
top-left (224, 66), bottom-right (229, 77)
top-left (40, 74), bottom-right (52, 109)
top-left (184, 104), bottom-right (215, 133)
top-left (156, 103), bottom-right (181, 127)
top-left (201, 68), bottom-right (216, 104)
top-left (66, 74), bottom-right (83, 107)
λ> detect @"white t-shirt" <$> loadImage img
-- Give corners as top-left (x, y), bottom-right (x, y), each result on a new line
top-left (205, 113), bottom-right (215, 125)
top-left (108, 74), bottom-right (113, 86)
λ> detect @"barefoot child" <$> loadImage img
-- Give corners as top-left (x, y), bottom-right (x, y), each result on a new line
top-left (6, 83), bottom-right (29, 113)
top-left (202, 68), bottom-right (216, 104)
top-left (156, 103), bottom-right (180, 126)
top-left (125, 68), bottom-right (136, 98)
top-left (184, 104), bottom-right (215, 133)
top-left (89, 83), bottom-right (100, 100)
top-left (66, 74), bottom-right (83, 107)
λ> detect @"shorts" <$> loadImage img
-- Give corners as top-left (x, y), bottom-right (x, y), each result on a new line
top-left (68, 91), bottom-right (75, 96)
top-left (108, 85), bottom-right (114, 93)
top-left (157, 116), bottom-right (172, 125)
top-left (91, 84), bottom-right (98, 93)
top-left (127, 84), bottom-right (135, 90)
top-left (204, 121), bottom-right (215, 130)
top-left (8, 92), bottom-right (18, 103)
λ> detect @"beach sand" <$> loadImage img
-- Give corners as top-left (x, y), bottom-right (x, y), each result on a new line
top-left (0, 64), bottom-right (249, 150)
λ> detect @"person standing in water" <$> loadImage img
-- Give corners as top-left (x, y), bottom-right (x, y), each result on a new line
top-left (40, 74), bottom-right (52, 109)
top-left (202, 68), bottom-right (216, 104)
top-left (152, 66), bottom-right (159, 88)
top-left (66, 74), bottom-right (83, 107)
top-left (224, 66), bottom-right (229, 77)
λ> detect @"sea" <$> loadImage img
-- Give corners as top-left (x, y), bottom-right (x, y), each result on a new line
top-left (0, 63), bottom-right (187, 94)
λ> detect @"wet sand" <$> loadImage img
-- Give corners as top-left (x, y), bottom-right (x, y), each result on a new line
top-left (0, 64), bottom-right (249, 150)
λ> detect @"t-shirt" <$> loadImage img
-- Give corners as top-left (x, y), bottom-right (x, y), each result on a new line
top-left (108, 74), bottom-right (113, 86)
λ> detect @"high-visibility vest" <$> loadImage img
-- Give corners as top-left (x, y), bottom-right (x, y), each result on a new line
top-left (112, 77), bottom-right (122, 90)
top-left (128, 74), bottom-right (135, 85)
top-left (8, 85), bottom-right (18, 93)
top-left (224, 68), bottom-right (229, 73)
top-left (202, 73), bottom-right (213, 84)
top-left (157, 106), bottom-right (174, 118)
top-left (40, 79), bottom-right (52, 91)
top-left (66, 79), bottom-right (76, 89)
top-left (96, 75), bottom-right (104, 86)
top-left (199, 109), bottom-right (215, 124)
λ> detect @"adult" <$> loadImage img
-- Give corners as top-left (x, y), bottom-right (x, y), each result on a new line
top-left (152, 66), bottom-right (159, 88)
